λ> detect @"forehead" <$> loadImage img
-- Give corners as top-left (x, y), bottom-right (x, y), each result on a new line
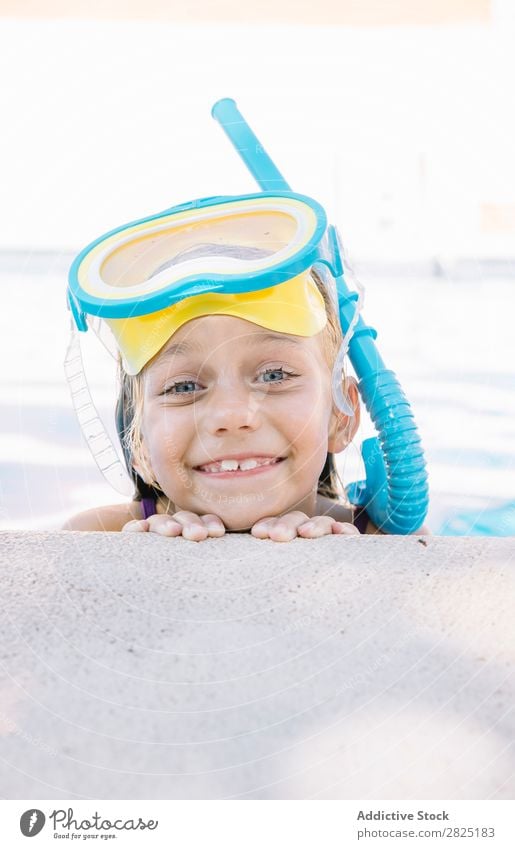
top-left (156, 315), bottom-right (322, 360)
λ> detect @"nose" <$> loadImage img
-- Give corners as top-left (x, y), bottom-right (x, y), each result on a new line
top-left (202, 379), bottom-right (264, 436)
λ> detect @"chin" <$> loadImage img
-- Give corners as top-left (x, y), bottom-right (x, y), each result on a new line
top-left (212, 500), bottom-right (271, 533)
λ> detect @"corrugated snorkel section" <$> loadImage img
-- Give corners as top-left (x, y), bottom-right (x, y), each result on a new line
top-left (358, 369), bottom-right (429, 534)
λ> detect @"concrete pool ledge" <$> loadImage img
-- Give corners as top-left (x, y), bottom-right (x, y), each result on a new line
top-left (0, 532), bottom-right (514, 800)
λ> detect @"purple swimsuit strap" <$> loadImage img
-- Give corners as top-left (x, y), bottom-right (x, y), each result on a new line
top-left (141, 496), bottom-right (157, 520)
top-left (353, 507), bottom-right (370, 534)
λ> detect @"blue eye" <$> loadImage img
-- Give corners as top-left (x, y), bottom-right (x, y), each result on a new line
top-left (162, 380), bottom-right (200, 395)
top-left (161, 367), bottom-right (298, 397)
top-left (259, 367), bottom-right (299, 384)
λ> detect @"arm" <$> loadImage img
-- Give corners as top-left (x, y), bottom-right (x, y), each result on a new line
top-left (61, 502), bottom-right (142, 532)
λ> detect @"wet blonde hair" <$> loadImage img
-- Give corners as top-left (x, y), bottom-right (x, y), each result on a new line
top-left (116, 268), bottom-right (350, 502)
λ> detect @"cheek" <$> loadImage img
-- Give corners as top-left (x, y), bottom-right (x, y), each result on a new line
top-left (142, 408), bottom-right (188, 469)
top-left (284, 395), bottom-right (332, 454)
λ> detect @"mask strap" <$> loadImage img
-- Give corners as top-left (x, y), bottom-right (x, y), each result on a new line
top-left (331, 259), bottom-right (365, 417)
top-left (64, 323), bottom-right (134, 497)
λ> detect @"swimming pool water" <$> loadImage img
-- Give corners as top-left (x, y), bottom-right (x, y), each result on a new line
top-left (1, 262), bottom-right (513, 535)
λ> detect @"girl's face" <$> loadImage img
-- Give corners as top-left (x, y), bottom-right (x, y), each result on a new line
top-left (135, 315), bottom-right (355, 531)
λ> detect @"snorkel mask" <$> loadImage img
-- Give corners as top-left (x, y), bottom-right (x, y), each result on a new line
top-left (66, 98), bottom-right (429, 534)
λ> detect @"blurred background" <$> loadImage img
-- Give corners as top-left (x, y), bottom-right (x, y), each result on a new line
top-left (0, 0), bottom-right (513, 533)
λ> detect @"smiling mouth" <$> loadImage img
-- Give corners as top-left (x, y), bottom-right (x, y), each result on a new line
top-left (194, 457), bottom-right (285, 477)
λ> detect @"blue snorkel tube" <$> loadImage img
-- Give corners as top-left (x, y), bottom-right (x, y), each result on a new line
top-left (212, 98), bottom-right (429, 534)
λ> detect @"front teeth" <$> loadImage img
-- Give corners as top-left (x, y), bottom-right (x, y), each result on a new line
top-left (200, 457), bottom-right (277, 473)
top-left (238, 458), bottom-right (259, 471)
top-left (220, 459), bottom-right (240, 471)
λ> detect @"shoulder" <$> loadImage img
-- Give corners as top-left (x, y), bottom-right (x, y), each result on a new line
top-left (316, 495), bottom-right (355, 524)
top-left (61, 501), bottom-right (144, 532)
top-left (315, 495), bottom-right (382, 534)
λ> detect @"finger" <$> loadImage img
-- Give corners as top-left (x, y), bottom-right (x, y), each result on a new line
top-left (297, 516), bottom-right (336, 538)
top-left (200, 514), bottom-right (226, 537)
top-left (122, 519), bottom-right (150, 533)
top-left (172, 511), bottom-right (208, 523)
top-left (265, 512), bottom-right (310, 542)
top-left (250, 516), bottom-right (277, 539)
top-left (251, 514), bottom-right (307, 540)
top-left (169, 511), bottom-right (209, 541)
top-left (332, 521), bottom-right (360, 536)
top-left (147, 514), bottom-right (184, 537)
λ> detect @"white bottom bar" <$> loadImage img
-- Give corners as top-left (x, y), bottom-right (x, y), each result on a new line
top-left (1, 800), bottom-right (514, 848)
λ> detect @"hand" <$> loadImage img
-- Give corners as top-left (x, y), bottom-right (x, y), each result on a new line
top-left (122, 510), bottom-right (226, 541)
top-left (251, 511), bottom-right (360, 542)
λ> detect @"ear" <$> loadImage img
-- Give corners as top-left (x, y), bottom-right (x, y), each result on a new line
top-left (327, 376), bottom-right (360, 453)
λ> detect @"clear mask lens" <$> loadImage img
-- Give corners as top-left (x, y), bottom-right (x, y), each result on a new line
top-left (64, 324), bottom-right (133, 496)
top-left (79, 197), bottom-right (319, 303)
top-left (86, 315), bottom-right (121, 361)
top-left (330, 252), bottom-right (365, 418)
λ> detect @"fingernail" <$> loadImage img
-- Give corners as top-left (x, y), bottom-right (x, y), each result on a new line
top-left (335, 523), bottom-right (360, 535)
top-left (274, 525), bottom-right (294, 539)
top-left (184, 524), bottom-right (204, 536)
top-left (157, 520), bottom-right (177, 535)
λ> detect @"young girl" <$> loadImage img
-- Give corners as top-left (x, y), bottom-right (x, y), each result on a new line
top-left (63, 267), bottom-right (379, 540)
